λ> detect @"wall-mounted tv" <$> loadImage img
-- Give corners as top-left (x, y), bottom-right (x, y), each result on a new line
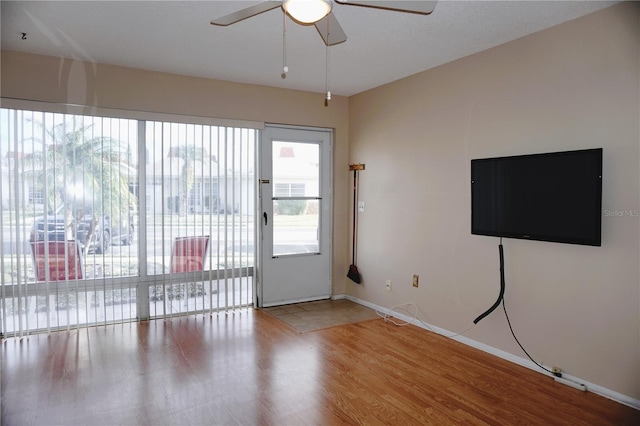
top-left (471, 148), bottom-right (602, 246)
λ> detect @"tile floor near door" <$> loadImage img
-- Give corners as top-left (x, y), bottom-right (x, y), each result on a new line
top-left (261, 299), bottom-right (380, 333)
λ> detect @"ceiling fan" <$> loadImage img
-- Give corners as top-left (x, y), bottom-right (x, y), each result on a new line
top-left (210, 0), bottom-right (437, 46)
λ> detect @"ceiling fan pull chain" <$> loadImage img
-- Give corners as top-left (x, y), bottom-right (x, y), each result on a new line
top-left (282, 9), bottom-right (289, 79)
top-left (324, 18), bottom-right (331, 106)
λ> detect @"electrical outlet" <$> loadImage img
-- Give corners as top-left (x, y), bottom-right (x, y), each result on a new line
top-left (385, 279), bottom-right (392, 292)
top-left (412, 274), bottom-right (419, 288)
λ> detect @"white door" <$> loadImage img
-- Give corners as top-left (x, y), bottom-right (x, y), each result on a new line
top-left (258, 125), bottom-right (332, 307)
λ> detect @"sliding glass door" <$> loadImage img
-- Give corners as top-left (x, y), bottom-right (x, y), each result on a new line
top-left (144, 122), bottom-right (256, 318)
top-left (0, 106), bottom-right (257, 336)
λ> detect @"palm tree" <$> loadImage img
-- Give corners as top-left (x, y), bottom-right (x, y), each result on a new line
top-left (22, 116), bottom-right (137, 255)
top-left (172, 145), bottom-right (208, 215)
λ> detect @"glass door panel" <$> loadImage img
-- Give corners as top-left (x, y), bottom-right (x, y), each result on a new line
top-left (273, 199), bottom-right (320, 256)
top-left (271, 141), bottom-right (321, 257)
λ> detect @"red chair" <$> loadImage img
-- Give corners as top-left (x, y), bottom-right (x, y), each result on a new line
top-left (31, 240), bottom-right (83, 281)
top-left (170, 236), bottom-right (210, 273)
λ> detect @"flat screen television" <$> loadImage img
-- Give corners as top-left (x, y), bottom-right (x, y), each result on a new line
top-left (471, 148), bottom-right (602, 246)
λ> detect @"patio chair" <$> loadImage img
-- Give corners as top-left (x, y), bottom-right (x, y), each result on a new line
top-left (170, 236), bottom-right (210, 273)
top-left (31, 240), bottom-right (84, 281)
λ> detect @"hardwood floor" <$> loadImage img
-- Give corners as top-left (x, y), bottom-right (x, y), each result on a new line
top-left (2, 309), bottom-right (638, 425)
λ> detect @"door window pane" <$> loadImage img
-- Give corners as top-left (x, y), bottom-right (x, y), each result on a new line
top-left (271, 141), bottom-right (321, 257)
top-left (272, 200), bottom-right (320, 256)
top-left (272, 142), bottom-right (320, 198)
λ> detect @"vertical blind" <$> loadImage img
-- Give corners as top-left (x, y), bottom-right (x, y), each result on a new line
top-left (0, 107), bottom-right (256, 337)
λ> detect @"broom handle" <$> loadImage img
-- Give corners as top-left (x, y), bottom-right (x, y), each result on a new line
top-left (352, 169), bottom-right (357, 265)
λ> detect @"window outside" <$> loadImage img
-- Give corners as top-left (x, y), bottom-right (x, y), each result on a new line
top-left (0, 108), bottom-right (256, 335)
top-left (271, 141), bottom-right (320, 257)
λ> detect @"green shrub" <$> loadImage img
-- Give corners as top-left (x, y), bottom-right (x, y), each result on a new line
top-left (278, 200), bottom-right (307, 215)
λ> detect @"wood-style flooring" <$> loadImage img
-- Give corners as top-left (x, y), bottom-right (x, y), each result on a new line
top-left (2, 309), bottom-right (638, 425)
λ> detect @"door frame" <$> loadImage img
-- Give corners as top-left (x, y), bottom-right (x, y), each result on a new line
top-left (257, 124), bottom-right (333, 307)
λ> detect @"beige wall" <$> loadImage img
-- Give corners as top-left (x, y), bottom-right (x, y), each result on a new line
top-left (0, 49), bottom-right (351, 296)
top-left (348, 2), bottom-right (639, 400)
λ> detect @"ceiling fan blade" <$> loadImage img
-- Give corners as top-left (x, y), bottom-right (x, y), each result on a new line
top-left (210, 1), bottom-right (282, 26)
top-left (314, 12), bottom-right (347, 46)
top-left (335, 0), bottom-right (437, 15)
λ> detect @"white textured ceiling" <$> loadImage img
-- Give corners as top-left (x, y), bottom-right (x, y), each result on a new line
top-left (1, 1), bottom-right (617, 97)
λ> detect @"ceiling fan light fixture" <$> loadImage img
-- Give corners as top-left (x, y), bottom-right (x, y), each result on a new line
top-left (283, 0), bottom-right (332, 24)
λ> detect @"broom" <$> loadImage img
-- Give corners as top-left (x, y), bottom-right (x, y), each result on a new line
top-left (347, 164), bottom-right (364, 283)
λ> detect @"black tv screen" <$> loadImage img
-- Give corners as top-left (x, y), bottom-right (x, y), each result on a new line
top-left (471, 148), bottom-right (602, 246)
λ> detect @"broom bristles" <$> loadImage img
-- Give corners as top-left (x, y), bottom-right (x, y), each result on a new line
top-left (347, 264), bottom-right (361, 284)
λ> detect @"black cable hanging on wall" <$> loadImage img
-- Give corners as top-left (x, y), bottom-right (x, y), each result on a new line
top-left (473, 239), bottom-right (505, 324)
top-left (474, 238), bottom-right (554, 375)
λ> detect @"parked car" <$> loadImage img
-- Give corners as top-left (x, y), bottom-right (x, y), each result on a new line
top-left (30, 208), bottom-right (134, 254)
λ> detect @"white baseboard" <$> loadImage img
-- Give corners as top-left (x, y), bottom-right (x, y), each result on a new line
top-left (345, 295), bottom-right (640, 411)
